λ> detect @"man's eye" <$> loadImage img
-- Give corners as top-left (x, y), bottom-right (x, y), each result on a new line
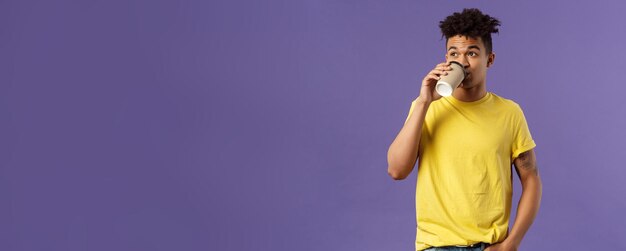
top-left (469, 52), bottom-right (478, 56)
top-left (450, 52), bottom-right (457, 56)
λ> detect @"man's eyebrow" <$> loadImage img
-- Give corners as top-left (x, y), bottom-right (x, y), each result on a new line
top-left (447, 45), bottom-right (481, 51)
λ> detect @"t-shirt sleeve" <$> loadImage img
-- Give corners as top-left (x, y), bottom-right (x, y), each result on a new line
top-left (511, 105), bottom-right (536, 159)
top-left (404, 99), bottom-right (417, 125)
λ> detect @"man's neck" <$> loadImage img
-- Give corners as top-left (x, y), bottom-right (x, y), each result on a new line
top-left (452, 85), bottom-right (488, 102)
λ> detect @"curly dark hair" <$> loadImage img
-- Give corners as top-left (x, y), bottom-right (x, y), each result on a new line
top-left (439, 8), bottom-right (501, 55)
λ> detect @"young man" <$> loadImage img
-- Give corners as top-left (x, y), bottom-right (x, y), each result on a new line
top-left (386, 9), bottom-right (542, 251)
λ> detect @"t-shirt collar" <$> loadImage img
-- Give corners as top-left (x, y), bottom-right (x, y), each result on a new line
top-left (445, 92), bottom-right (492, 106)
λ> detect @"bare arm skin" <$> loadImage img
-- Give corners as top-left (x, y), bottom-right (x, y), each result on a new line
top-left (486, 149), bottom-right (542, 251)
top-left (386, 62), bottom-right (450, 180)
top-left (386, 100), bottom-right (429, 180)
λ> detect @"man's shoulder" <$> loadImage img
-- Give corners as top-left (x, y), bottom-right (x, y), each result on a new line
top-left (489, 92), bottom-right (523, 111)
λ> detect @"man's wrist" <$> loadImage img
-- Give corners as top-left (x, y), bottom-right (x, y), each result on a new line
top-left (415, 96), bottom-right (431, 106)
top-left (503, 235), bottom-right (522, 248)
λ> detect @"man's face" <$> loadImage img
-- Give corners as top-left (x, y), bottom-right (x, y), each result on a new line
top-left (445, 35), bottom-right (494, 89)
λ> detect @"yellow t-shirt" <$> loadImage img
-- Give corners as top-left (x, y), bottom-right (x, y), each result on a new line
top-left (404, 92), bottom-right (536, 251)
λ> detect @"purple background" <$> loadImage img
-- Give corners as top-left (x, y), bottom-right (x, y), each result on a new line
top-left (1, 0), bottom-right (625, 250)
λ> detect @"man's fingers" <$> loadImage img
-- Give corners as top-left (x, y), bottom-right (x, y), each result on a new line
top-left (424, 73), bottom-right (440, 82)
top-left (429, 69), bottom-right (447, 76)
top-left (435, 65), bottom-right (454, 71)
top-left (423, 62), bottom-right (452, 85)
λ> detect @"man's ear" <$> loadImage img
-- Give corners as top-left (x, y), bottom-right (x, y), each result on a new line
top-left (487, 52), bottom-right (496, 68)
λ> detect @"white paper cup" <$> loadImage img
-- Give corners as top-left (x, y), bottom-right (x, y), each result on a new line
top-left (436, 61), bottom-right (466, 97)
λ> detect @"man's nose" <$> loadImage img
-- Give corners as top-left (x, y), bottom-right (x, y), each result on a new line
top-left (456, 55), bottom-right (470, 67)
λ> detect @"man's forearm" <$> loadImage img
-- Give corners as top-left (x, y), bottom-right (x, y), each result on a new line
top-left (506, 174), bottom-right (542, 247)
top-left (386, 99), bottom-right (430, 180)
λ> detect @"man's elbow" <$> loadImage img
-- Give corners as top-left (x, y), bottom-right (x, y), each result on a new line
top-left (387, 166), bottom-right (409, 180)
top-left (520, 172), bottom-right (542, 190)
